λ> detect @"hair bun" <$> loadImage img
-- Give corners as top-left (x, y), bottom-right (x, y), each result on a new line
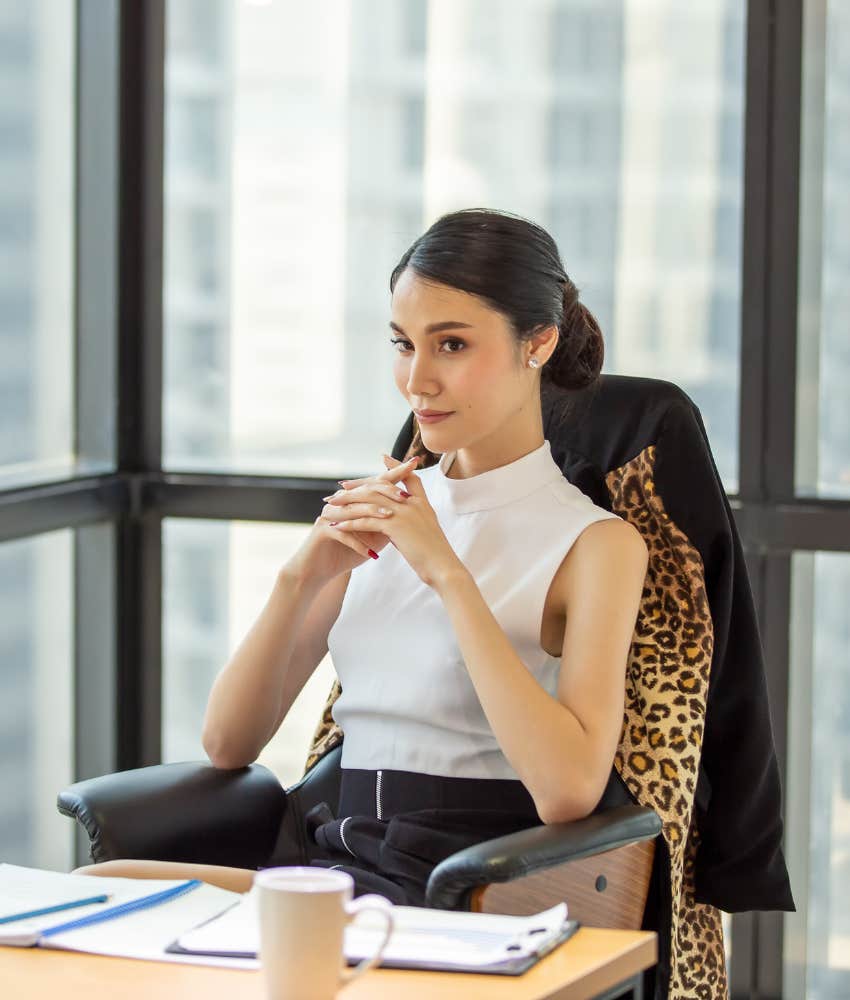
top-left (546, 286), bottom-right (604, 390)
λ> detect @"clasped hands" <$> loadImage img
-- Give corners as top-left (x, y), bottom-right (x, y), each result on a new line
top-left (319, 454), bottom-right (463, 591)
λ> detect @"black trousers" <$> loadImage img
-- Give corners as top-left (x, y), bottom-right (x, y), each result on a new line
top-left (300, 767), bottom-right (542, 906)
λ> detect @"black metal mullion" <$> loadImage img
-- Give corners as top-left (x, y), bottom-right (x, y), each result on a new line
top-left (737, 1), bottom-right (805, 995)
top-left (739, 0), bottom-right (771, 507)
top-left (754, 5), bottom-right (804, 998)
top-left (732, 499), bottom-right (850, 552)
top-left (115, 0), bottom-right (166, 768)
top-left (0, 476), bottom-right (127, 543)
top-left (763, 0), bottom-right (804, 504)
top-left (115, 511), bottom-right (163, 770)
top-left (730, 910), bottom-right (758, 1000)
top-left (117, 1), bottom-right (164, 474)
top-left (751, 569), bottom-right (804, 1000)
top-left (739, 0), bottom-right (803, 506)
top-left (143, 473), bottom-right (338, 523)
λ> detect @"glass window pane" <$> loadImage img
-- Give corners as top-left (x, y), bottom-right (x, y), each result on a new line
top-left (0, 530), bottom-right (74, 870)
top-left (163, 519), bottom-right (336, 788)
top-left (796, 0), bottom-right (850, 497)
top-left (785, 552), bottom-right (850, 997)
top-left (0, 1), bottom-right (84, 490)
top-left (163, 0), bottom-right (743, 490)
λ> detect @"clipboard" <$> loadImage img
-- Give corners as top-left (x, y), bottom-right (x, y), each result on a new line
top-left (166, 895), bottom-right (581, 976)
top-left (166, 920), bottom-right (580, 975)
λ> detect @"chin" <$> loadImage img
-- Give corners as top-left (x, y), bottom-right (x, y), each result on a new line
top-left (420, 425), bottom-right (465, 450)
top-left (416, 426), bottom-right (452, 451)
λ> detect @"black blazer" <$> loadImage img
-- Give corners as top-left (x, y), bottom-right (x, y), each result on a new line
top-left (545, 375), bottom-right (794, 912)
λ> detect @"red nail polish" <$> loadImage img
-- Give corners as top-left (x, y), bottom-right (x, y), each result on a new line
top-left (398, 489), bottom-right (411, 498)
top-left (329, 521), bottom-right (339, 526)
top-left (368, 549), bottom-right (379, 560)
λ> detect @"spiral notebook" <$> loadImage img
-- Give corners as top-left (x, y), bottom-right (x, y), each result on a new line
top-left (169, 888), bottom-right (580, 976)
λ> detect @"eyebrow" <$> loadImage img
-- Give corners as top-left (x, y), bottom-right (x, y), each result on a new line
top-left (389, 320), bottom-right (474, 336)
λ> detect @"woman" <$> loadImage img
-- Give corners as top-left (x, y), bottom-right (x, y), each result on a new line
top-left (76, 208), bottom-right (648, 903)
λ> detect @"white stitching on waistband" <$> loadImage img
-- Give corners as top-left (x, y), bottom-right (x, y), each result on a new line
top-left (338, 816), bottom-right (356, 856)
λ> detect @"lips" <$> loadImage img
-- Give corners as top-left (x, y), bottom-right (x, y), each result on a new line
top-left (415, 410), bottom-right (454, 424)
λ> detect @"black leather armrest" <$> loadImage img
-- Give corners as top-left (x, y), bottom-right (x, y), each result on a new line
top-left (57, 761), bottom-right (287, 869)
top-left (425, 804), bottom-right (662, 909)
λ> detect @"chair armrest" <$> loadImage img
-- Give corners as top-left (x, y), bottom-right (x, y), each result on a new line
top-left (57, 761), bottom-right (287, 868)
top-left (425, 804), bottom-right (662, 910)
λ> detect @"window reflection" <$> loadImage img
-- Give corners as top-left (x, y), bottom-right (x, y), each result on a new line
top-left (796, 0), bottom-right (850, 497)
top-left (163, 519), bottom-right (336, 788)
top-left (163, 0), bottom-right (744, 489)
top-left (786, 552), bottom-right (850, 998)
top-left (0, 0), bottom-right (76, 485)
top-left (0, 532), bottom-right (74, 870)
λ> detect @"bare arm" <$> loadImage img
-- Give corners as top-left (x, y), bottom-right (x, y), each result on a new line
top-left (434, 518), bottom-right (648, 824)
top-left (201, 459), bottom-right (418, 770)
top-left (202, 569), bottom-right (350, 769)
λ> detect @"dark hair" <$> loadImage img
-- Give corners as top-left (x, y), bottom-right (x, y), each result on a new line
top-left (390, 207), bottom-right (604, 392)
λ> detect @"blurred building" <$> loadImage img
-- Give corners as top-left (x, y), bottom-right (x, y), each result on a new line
top-left (0, 0), bottom-right (74, 869)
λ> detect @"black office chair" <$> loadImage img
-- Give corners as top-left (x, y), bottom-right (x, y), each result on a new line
top-left (58, 375), bottom-right (792, 1000)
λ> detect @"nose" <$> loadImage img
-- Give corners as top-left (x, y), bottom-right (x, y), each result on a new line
top-left (404, 350), bottom-right (439, 397)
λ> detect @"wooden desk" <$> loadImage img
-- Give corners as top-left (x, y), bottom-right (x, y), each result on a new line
top-left (1, 927), bottom-right (655, 1000)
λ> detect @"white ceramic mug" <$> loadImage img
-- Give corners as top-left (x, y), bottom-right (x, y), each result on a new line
top-left (254, 866), bottom-right (395, 1000)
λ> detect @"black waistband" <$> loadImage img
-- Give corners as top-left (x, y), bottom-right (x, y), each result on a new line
top-left (338, 766), bottom-right (540, 822)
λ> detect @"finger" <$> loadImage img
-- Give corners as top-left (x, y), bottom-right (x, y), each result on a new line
top-left (327, 523), bottom-right (378, 560)
top-left (323, 483), bottom-right (409, 505)
top-left (321, 502), bottom-right (394, 521)
top-left (339, 455), bottom-right (419, 489)
top-left (393, 466), bottom-right (424, 498)
top-left (335, 517), bottom-right (388, 534)
top-left (376, 455), bottom-right (419, 485)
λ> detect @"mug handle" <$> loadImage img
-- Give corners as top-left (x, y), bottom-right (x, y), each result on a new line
top-left (339, 894), bottom-right (395, 983)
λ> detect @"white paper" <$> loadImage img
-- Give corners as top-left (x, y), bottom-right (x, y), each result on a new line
top-left (0, 864), bottom-right (255, 969)
top-left (177, 885), bottom-right (569, 969)
top-left (0, 864), bottom-right (194, 945)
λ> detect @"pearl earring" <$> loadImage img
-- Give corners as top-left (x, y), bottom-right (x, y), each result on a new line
top-left (528, 357), bottom-right (540, 369)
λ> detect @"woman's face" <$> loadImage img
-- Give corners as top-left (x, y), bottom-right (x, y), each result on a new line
top-left (390, 270), bottom-right (535, 452)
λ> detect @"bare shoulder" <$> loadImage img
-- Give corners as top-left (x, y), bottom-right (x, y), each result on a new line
top-left (574, 516), bottom-right (647, 561)
top-left (557, 517), bottom-right (648, 609)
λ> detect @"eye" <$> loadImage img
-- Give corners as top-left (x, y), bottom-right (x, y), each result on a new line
top-left (388, 338), bottom-right (467, 354)
top-left (442, 338), bottom-right (466, 353)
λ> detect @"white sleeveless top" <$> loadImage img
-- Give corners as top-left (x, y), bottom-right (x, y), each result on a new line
top-left (327, 439), bottom-right (620, 779)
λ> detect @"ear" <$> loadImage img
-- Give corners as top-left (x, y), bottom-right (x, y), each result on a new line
top-left (528, 323), bottom-right (559, 365)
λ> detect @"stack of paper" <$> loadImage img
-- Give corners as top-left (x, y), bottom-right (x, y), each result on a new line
top-left (0, 864), bottom-right (250, 968)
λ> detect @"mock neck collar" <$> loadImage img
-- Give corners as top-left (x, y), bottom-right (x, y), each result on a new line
top-left (430, 440), bottom-right (562, 514)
